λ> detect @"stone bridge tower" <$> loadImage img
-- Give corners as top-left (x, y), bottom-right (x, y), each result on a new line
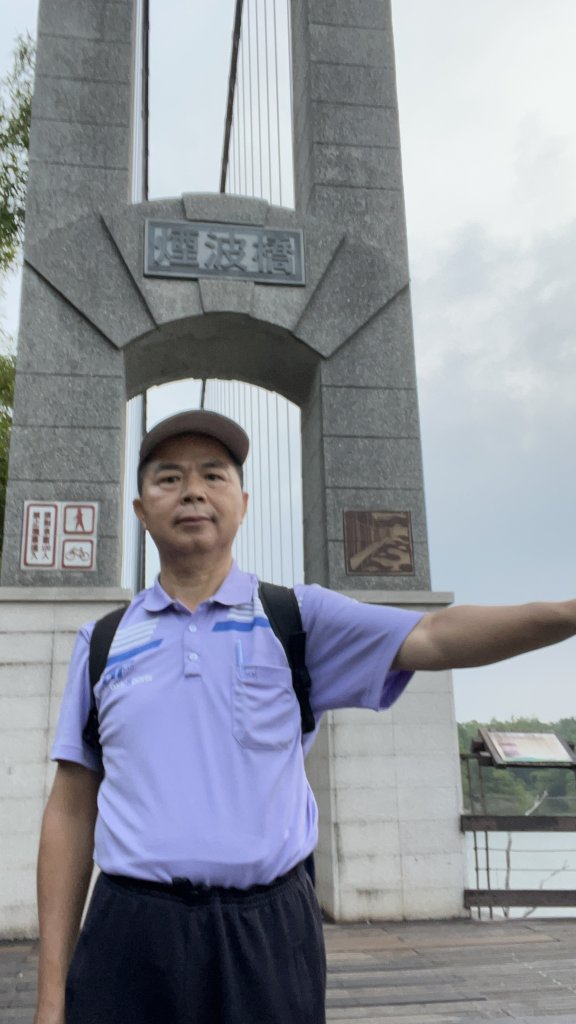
top-left (0, 0), bottom-right (464, 934)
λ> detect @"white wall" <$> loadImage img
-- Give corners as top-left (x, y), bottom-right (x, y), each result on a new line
top-left (0, 589), bottom-right (129, 938)
top-left (0, 589), bottom-right (466, 937)
top-left (306, 591), bottom-right (467, 921)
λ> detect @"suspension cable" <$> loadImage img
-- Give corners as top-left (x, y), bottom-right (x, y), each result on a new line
top-left (220, 0), bottom-right (245, 193)
top-left (241, 22), bottom-right (248, 194)
top-left (247, 0), bottom-right (255, 195)
top-left (286, 398), bottom-right (296, 581)
top-left (263, 0), bottom-right (273, 201)
top-left (255, 0), bottom-right (264, 198)
top-left (272, 0), bottom-right (283, 204)
top-left (286, 0), bottom-right (294, 189)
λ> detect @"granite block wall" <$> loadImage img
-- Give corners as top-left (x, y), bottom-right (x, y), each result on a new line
top-left (0, 590), bottom-right (129, 937)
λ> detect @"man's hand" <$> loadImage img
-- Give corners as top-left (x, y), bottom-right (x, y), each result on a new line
top-left (394, 599), bottom-right (576, 671)
top-left (34, 761), bottom-right (100, 1024)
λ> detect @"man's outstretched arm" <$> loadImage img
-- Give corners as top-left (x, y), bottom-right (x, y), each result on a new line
top-left (34, 761), bottom-right (100, 1024)
top-left (394, 599), bottom-right (576, 671)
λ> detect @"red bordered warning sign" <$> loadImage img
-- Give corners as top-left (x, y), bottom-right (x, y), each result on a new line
top-left (22, 503), bottom-right (59, 568)
top-left (21, 501), bottom-right (99, 572)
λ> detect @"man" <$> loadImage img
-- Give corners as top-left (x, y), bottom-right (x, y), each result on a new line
top-left (34, 410), bottom-right (576, 1024)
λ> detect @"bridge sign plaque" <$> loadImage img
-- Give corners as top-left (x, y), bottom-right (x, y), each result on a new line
top-left (145, 220), bottom-right (305, 285)
top-left (343, 510), bottom-right (415, 576)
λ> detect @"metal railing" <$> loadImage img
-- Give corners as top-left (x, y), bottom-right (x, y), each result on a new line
top-left (462, 814), bottom-right (576, 916)
top-left (461, 750), bottom-right (576, 917)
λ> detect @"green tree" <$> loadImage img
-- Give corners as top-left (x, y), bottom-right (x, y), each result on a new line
top-left (459, 716), bottom-right (576, 814)
top-left (0, 351), bottom-right (16, 542)
top-left (0, 33), bottom-right (35, 274)
top-left (0, 34), bottom-right (34, 554)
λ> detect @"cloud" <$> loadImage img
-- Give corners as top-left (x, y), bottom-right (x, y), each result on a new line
top-left (513, 115), bottom-right (576, 235)
top-left (413, 218), bottom-right (576, 451)
top-left (411, 216), bottom-right (576, 720)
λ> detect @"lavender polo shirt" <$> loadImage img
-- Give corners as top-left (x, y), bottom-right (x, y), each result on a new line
top-left (51, 563), bottom-right (423, 888)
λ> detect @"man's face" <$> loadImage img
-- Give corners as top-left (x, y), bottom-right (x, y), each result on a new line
top-left (133, 434), bottom-right (248, 562)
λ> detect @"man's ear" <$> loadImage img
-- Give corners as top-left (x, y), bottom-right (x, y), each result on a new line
top-left (133, 497), bottom-right (146, 529)
top-left (241, 492), bottom-right (249, 522)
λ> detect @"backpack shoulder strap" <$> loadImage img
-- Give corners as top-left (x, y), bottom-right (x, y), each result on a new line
top-left (83, 605), bottom-right (127, 751)
top-left (88, 605), bottom-right (127, 689)
top-left (258, 582), bottom-right (315, 734)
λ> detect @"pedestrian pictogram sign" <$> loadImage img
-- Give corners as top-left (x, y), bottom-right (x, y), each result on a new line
top-left (21, 501), bottom-right (99, 571)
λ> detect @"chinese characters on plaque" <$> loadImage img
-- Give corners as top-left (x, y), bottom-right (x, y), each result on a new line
top-left (145, 220), bottom-right (305, 285)
top-left (21, 502), bottom-right (98, 571)
top-left (343, 511), bottom-right (415, 576)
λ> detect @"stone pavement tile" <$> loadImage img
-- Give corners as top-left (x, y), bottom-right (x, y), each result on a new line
top-left (326, 1011), bottom-right (507, 1022)
top-left (541, 967), bottom-right (576, 985)
top-left (325, 925), bottom-right (411, 953)
top-left (328, 950), bottom-right (419, 966)
top-left (326, 1013), bottom-right (495, 1023)
top-left (401, 932), bottom-right (557, 950)
top-left (399, 934), bottom-right (556, 953)
top-left (0, 942), bottom-right (36, 1024)
top-left (2, 921), bottom-right (576, 1023)
top-left (328, 996), bottom-right (491, 1015)
top-left (416, 945), bottom-right (558, 966)
top-left (505, 996), bottom-right (576, 1013)
top-left (508, 1018), bottom-right (576, 1023)
top-left (326, 979), bottom-right (488, 1001)
top-left (328, 973), bottom-right (469, 991)
top-left (498, 946), bottom-right (576, 965)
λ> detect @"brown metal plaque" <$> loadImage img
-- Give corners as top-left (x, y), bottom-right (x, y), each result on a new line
top-left (343, 511), bottom-right (415, 576)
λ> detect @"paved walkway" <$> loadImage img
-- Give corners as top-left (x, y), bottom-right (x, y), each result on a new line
top-left (2, 917), bottom-right (576, 1022)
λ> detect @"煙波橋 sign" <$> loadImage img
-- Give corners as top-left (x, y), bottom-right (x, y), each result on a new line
top-left (145, 220), bottom-right (305, 285)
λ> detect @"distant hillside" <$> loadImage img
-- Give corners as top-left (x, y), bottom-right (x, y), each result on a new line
top-left (458, 717), bottom-right (576, 815)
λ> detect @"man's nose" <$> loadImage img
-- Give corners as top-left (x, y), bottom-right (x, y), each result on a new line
top-left (181, 472), bottom-right (206, 502)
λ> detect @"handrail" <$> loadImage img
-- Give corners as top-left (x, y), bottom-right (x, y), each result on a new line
top-left (462, 814), bottom-right (576, 911)
top-left (462, 815), bottom-right (576, 832)
top-left (464, 889), bottom-right (576, 909)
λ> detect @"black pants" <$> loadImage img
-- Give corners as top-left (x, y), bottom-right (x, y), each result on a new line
top-left (66, 865), bottom-right (326, 1024)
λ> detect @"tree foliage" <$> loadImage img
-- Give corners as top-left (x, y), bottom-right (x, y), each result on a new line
top-left (0, 33), bottom-right (35, 275)
top-left (0, 35), bottom-right (34, 552)
top-left (459, 717), bottom-right (576, 815)
top-left (0, 352), bottom-right (16, 542)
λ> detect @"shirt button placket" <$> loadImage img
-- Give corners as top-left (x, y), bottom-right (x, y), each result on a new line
top-left (184, 620), bottom-right (202, 677)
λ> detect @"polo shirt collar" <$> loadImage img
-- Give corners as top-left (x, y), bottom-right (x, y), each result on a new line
top-left (213, 561), bottom-right (255, 606)
top-left (141, 561), bottom-right (255, 612)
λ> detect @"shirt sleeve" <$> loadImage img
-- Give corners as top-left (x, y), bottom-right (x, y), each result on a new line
top-left (50, 623), bottom-right (102, 773)
top-left (296, 584), bottom-right (424, 714)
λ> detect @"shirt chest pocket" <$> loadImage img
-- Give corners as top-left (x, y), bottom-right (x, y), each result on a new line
top-left (232, 664), bottom-right (297, 750)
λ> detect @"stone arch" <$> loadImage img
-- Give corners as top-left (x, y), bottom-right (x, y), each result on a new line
top-left (123, 311), bottom-right (319, 407)
top-left (4, 191), bottom-right (424, 591)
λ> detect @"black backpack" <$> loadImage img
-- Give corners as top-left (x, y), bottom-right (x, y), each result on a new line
top-left (83, 582), bottom-right (315, 753)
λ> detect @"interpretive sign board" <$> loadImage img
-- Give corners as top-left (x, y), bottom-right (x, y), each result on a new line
top-left (480, 728), bottom-right (576, 767)
top-left (21, 501), bottom-right (98, 571)
top-left (144, 220), bottom-right (305, 285)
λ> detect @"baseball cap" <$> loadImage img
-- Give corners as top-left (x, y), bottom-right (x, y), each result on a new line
top-left (138, 410), bottom-right (250, 471)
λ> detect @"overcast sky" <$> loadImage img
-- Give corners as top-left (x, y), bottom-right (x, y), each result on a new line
top-left (1, 1), bottom-right (575, 724)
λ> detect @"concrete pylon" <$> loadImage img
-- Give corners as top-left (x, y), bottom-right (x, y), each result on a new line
top-left (0, 0), bottom-right (465, 934)
top-left (291, 0), bottom-right (464, 920)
